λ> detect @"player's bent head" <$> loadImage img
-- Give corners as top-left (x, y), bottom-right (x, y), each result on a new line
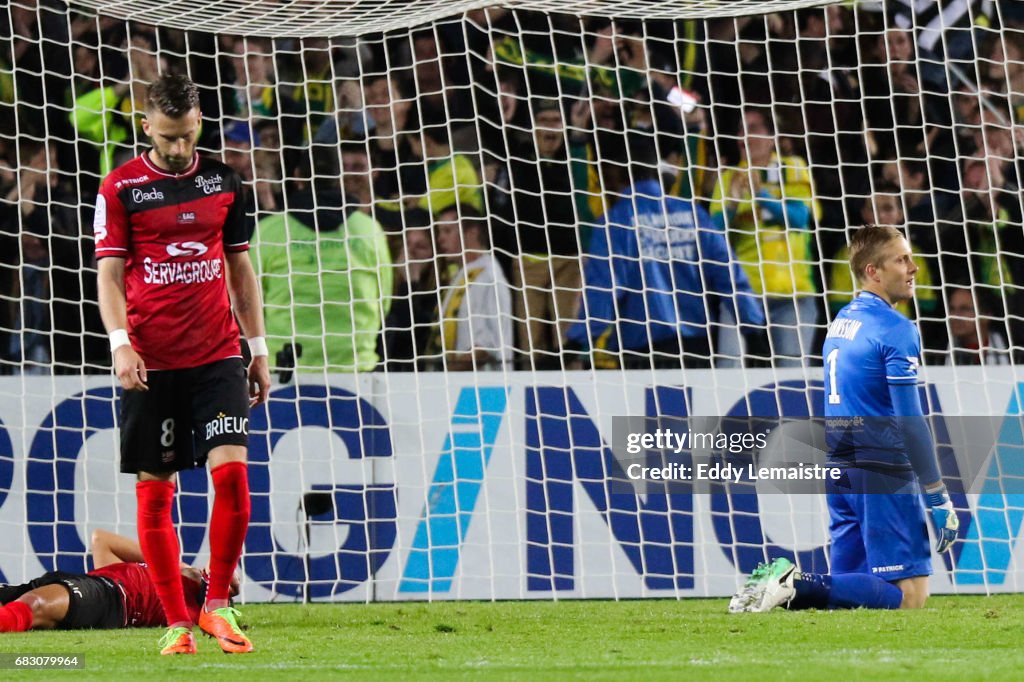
top-left (145, 73), bottom-right (200, 118)
top-left (142, 74), bottom-right (202, 173)
top-left (849, 224), bottom-right (904, 284)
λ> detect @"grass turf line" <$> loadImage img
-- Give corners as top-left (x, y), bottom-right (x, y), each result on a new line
top-left (0, 595), bottom-right (1020, 680)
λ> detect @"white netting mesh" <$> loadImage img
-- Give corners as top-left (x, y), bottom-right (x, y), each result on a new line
top-left (68, 1), bottom-right (842, 37)
top-left (0, 0), bottom-right (1021, 601)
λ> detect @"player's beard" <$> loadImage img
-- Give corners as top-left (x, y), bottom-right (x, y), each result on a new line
top-left (162, 153), bottom-right (192, 173)
top-left (155, 147), bottom-right (193, 174)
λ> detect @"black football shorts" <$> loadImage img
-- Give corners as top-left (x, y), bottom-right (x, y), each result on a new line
top-left (0, 571), bottom-right (125, 629)
top-left (119, 357), bottom-right (250, 474)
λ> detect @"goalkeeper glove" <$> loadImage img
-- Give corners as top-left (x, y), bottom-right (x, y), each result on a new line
top-left (925, 484), bottom-right (959, 554)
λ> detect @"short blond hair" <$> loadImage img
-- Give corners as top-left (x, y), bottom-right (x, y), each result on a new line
top-left (849, 225), bottom-right (903, 284)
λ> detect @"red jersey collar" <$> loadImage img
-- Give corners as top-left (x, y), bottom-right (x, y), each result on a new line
top-left (141, 151), bottom-right (200, 178)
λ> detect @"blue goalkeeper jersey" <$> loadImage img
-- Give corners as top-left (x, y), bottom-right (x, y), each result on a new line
top-left (822, 291), bottom-right (922, 468)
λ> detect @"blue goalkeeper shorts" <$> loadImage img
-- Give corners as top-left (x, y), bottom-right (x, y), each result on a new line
top-left (826, 467), bottom-right (932, 582)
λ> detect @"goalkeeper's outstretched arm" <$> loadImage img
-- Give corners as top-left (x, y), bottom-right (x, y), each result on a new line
top-left (890, 382), bottom-right (959, 553)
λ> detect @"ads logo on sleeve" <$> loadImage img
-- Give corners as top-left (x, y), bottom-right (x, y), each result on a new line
top-left (166, 241), bottom-right (209, 257)
top-left (92, 195), bottom-right (108, 241)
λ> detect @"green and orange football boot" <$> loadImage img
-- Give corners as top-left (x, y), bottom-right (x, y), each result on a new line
top-left (199, 606), bottom-right (254, 654)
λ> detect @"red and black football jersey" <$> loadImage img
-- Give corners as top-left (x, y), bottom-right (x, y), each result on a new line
top-left (94, 152), bottom-right (248, 370)
top-left (89, 562), bottom-right (202, 627)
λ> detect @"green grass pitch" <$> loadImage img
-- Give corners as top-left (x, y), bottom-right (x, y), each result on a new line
top-left (1, 596), bottom-right (1021, 680)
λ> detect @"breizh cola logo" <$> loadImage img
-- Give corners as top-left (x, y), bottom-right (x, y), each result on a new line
top-left (196, 173), bottom-right (223, 194)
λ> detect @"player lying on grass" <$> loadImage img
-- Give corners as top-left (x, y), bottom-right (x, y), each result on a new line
top-left (0, 529), bottom-right (237, 633)
top-left (730, 226), bottom-right (959, 613)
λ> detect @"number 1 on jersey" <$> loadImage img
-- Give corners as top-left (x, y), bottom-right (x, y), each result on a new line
top-left (826, 348), bottom-right (841, 405)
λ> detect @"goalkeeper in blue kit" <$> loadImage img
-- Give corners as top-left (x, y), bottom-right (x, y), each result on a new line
top-left (730, 225), bottom-right (959, 612)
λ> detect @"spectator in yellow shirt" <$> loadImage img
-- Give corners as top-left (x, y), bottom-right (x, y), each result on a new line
top-left (711, 106), bottom-right (821, 367)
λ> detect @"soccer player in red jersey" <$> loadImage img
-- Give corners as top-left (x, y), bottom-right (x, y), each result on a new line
top-left (93, 73), bottom-right (270, 655)
top-left (0, 530), bottom-right (236, 632)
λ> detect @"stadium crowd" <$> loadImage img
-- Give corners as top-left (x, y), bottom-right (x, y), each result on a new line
top-left (1, 0), bottom-right (1023, 374)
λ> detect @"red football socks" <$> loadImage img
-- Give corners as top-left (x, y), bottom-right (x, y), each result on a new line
top-left (136, 480), bottom-right (192, 627)
top-left (0, 601), bottom-right (32, 632)
top-left (206, 461), bottom-right (250, 608)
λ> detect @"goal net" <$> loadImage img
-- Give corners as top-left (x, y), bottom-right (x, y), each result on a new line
top-left (0, 0), bottom-right (1022, 601)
